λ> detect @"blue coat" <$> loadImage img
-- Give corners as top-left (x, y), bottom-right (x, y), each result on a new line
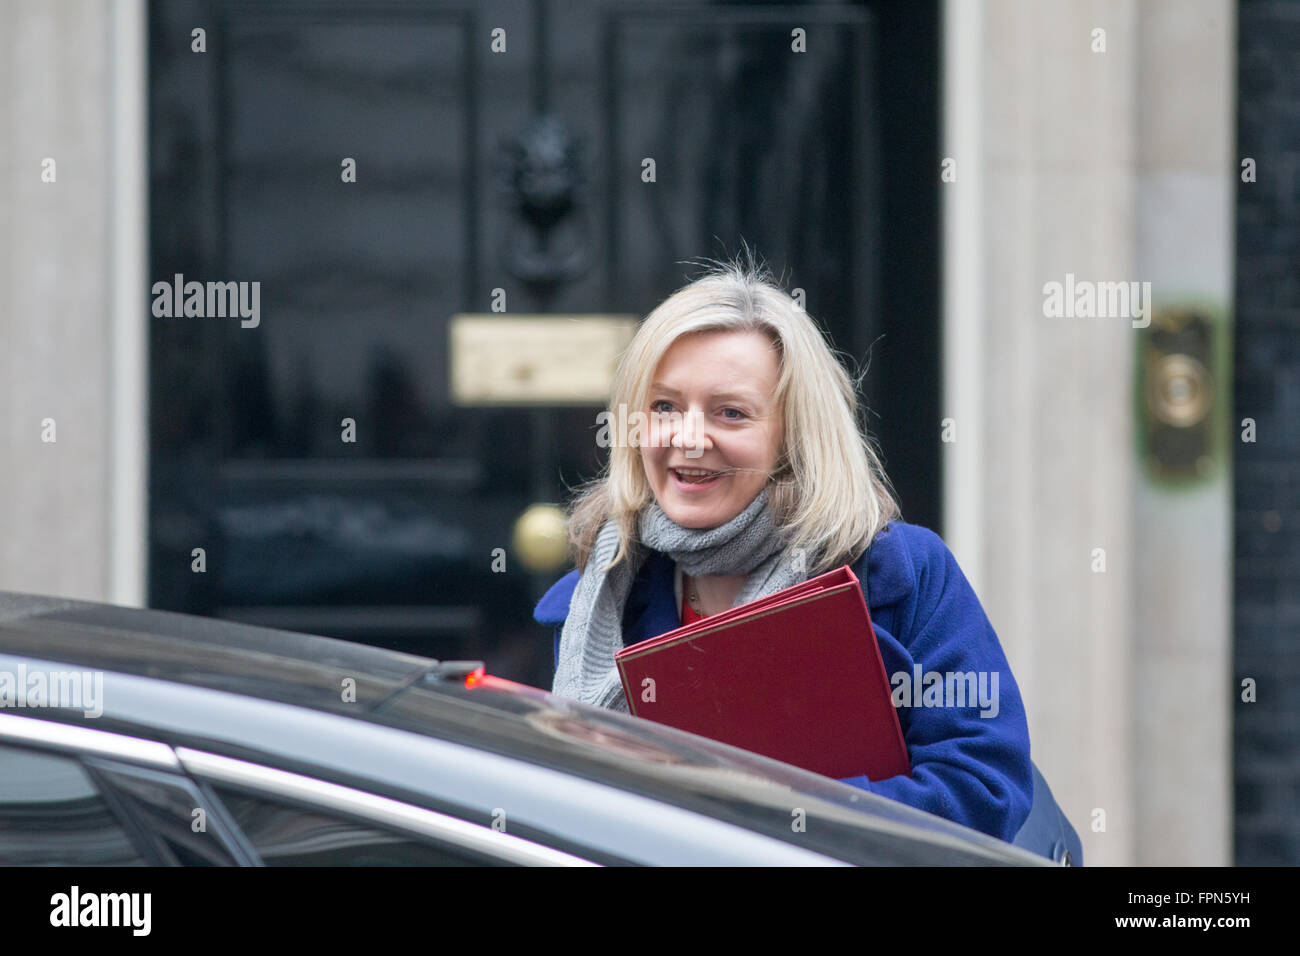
top-left (535, 519), bottom-right (1079, 860)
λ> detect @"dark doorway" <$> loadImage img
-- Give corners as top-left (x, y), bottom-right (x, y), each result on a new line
top-left (148, 0), bottom-right (940, 687)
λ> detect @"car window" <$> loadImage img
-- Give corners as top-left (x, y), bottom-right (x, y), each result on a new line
top-left (0, 743), bottom-right (148, 865)
top-left (86, 759), bottom-right (243, 866)
top-left (212, 786), bottom-right (513, 866)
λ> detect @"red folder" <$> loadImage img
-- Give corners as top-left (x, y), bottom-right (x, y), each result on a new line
top-left (614, 564), bottom-right (911, 781)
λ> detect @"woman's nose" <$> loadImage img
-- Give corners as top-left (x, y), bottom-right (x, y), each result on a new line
top-left (669, 410), bottom-right (711, 456)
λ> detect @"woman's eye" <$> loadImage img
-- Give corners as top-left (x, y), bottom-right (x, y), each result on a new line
top-left (651, 400), bottom-right (674, 414)
top-left (722, 408), bottom-right (746, 420)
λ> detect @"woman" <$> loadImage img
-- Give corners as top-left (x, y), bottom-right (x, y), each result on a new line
top-left (534, 256), bottom-right (1035, 846)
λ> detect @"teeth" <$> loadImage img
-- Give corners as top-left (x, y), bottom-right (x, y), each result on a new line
top-left (674, 468), bottom-right (718, 477)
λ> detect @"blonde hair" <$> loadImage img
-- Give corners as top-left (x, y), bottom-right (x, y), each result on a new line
top-left (567, 251), bottom-right (900, 576)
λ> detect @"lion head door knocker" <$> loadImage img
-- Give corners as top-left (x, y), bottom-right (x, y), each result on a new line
top-left (496, 114), bottom-right (592, 306)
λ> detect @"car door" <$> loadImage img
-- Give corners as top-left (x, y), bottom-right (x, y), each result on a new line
top-left (0, 713), bottom-right (596, 866)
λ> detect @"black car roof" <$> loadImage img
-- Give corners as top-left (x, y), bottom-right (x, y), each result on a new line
top-left (0, 591), bottom-right (1046, 865)
top-left (0, 592), bottom-right (430, 714)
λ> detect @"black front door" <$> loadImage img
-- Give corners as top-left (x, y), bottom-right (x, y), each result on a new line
top-left (148, 0), bottom-right (939, 688)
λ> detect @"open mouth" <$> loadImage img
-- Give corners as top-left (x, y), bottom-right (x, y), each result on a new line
top-left (669, 467), bottom-right (725, 488)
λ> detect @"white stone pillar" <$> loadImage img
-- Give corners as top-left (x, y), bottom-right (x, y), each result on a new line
top-left (0, 0), bottom-right (147, 607)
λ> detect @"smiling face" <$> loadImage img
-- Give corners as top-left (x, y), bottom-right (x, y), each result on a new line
top-left (639, 329), bottom-right (784, 529)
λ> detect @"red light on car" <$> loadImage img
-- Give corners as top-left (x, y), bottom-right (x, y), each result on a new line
top-left (464, 665), bottom-right (486, 689)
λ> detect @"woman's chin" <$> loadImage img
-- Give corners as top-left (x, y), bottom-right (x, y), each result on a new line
top-left (658, 495), bottom-right (740, 529)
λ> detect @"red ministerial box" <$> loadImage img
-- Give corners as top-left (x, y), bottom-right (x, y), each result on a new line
top-left (614, 564), bottom-right (911, 781)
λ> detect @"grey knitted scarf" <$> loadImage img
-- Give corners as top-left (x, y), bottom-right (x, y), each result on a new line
top-left (552, 487), bottom-right (815, 712)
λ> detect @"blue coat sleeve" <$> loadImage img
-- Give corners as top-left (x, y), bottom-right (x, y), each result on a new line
top-left (534, 568), bottom-right (581, 681)
top-left (837, 525), bottom-right (1034, 845)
